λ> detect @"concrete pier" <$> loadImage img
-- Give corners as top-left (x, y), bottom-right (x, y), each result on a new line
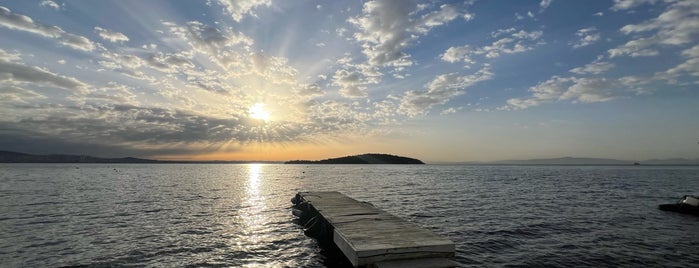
top-left (293, 191), bottom-right (456, 267)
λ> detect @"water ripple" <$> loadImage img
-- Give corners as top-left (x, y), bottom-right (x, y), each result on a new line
top-left (1, 164), bottom-right (699, 267)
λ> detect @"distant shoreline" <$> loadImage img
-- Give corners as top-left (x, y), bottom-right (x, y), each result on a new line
top-left (1, 150), bottom-right (697, 165)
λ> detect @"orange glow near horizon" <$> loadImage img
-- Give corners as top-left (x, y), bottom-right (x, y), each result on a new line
top-left (148, 141), bottom-right (406, 162)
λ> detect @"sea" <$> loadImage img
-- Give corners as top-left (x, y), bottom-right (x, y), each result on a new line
top-left (1, 164), bottom-right (698, 267)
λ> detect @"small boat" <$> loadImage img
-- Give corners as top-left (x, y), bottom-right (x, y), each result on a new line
top-left (658, 195), bottom-right (699, 216)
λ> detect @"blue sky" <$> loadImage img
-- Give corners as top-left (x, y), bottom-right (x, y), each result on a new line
top-left (1, 0), bottom-right (698, 161)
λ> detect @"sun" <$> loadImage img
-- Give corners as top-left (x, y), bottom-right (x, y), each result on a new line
top-left (249, 103), bottom-right (271, 122)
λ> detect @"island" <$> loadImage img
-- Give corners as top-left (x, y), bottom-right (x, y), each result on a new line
top-left (285, 153), bottom-right (424, 164)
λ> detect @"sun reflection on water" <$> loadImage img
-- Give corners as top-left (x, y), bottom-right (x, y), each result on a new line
top-left (236, 164), bottom-right (269, 251)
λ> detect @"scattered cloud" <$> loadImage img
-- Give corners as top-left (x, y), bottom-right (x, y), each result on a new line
top-left (569, 61), bottom-right (615, 75)
top-left (0, 50), bottom-right (88, 94)
top-left (505, 76), bottom-right (642, 110)
top-left (399, 66), bottom-right (493, 116)
top-left (94, 26), bottom-right (129, 43)
top-left (0, 6), bottom-right (95, 51)
top-left (609, 0), bottom-right (699, 57)
top-left (39, 0), bottom-right (60, 10)
top-left (611, 0), bottom-right (660, 11)
top-left (216, 0), bottom-right (272, 22)
top-left (540, 0), bottom-right (553, 11)
top-left (572, 27), bottom-right (601, 48)
top-left (348, 1), bottom-right (462, 70)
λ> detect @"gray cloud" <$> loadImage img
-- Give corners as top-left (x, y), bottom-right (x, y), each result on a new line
top-left (0, 6), bottom-right (95, 51)
top-left (0, 57), bottom-right (88, 94)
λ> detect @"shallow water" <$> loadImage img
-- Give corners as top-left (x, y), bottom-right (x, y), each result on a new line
top-left (1, 164), bottom-right (698, 267)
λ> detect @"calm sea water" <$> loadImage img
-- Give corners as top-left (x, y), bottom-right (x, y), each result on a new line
top-left (1, 164), bottom-right (698, 267)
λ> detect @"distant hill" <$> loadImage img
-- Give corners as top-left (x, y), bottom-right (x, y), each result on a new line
top-left (447, 157), bottom-right (699, 166)
top-left (493, 157), bottom-right (633, 165)
top-left (286, 153), bottom-right (424, 164)
top-left (0, 150), bottom-right (158, 163)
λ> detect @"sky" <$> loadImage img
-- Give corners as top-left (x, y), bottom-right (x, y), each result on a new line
top-left (1, 0), bottom-right (698, 162)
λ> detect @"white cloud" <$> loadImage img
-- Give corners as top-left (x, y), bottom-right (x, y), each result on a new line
top-left (440, 45), bottom-right (473, 65)
top-left (94, 26), bottom-right (129, 43)
top-left (608, 37), bottom-right (660, 57)
top-left (611, 0), bottom-right (660, 11)
top-left (561, 77), bottom-right (622, 103)
top-left (399, 67), bottom-right (492, 116)
top-left (348, 0), bottom-right (462, 69)
top-left (657, 44), bottom-right (699, 80)
top-left (540, 0), bottom-right (553, 10)
top-left (593, 12), bottom-right (604, 16)
top-left (216, 0), bottom-right (272, 22)
top-left (572, 27), bottom-right (601, 48)
top-left (609, 0), bottom-right (699, 57)
top-left (40, 0), bottom-right (60, 10)
top-left (505, 76), bottom-right (639, 110)
top-left (477, 30), bottom-right (543, 58)
top-left (569, 61), bottom-right (615, 75)
top-left (491, 27), bottom-right (516, 38)
top-left (0, 6), bottom-right (95, 51)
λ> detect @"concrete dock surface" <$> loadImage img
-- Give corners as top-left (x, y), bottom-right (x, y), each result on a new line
top-left (296, 191), bottom-right (456, 267)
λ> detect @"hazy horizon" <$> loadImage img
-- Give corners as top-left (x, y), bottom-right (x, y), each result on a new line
top-left (2, 1), bottom-right (698, 162)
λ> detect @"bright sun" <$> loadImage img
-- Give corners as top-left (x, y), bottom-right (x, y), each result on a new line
top-left (249, 103), bottom-right (270, 122)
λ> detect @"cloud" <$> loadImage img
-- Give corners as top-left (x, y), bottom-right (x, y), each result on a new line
top-left (94, 26), bottom-right (129, 43)
top-left (480, 30), bottom-right (542, 58)
top-left (569, 61), bottom-right (615, 75)
top-left (348, 0), bottom-right (462, 69)
top-left (610, 0), bottom-right (660, 11)
top-left (295, 84), bottom-right (325, 97)
top-left (399, 67), bottom-right (493, 116)
top-left (572, 27), bottom-right (601, 48)
top-left (163, 20), bottom-right (252, 69)
top-left (505, 76), bottom-right (640, 110)
top-left (216, 0), bottom-right (271, 22)
top-left (0, 6), bottom-right (95, 51)
top-left (40, 0), bottom-right (60, 10)
top-left (609, 0), bottom-right (699, 57)
top-left (608, 37), bottom-right (660, 57)
top-left (440, 45), bottom-right (473, 65)
top-left (540, 0), bottom-right (553, 10)
top-left (0, 53), bottom-right (88, 94)
top-left (333, 69), bottom-right (369, 98)
top-left (560, 77), bottom-right (622, 103)
top-left (0, 84), bottom-right (45, 103)
top-left (443, 29), bottom-right (544, 63)
top-left (656, 44), bottom-right (699, 80)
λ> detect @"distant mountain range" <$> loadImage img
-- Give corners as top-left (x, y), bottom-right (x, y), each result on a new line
top-left (0, 151), bottom-right (276, 164)
top-left (448, 157), bottom-right (699, 166)
top-left (0, 150), bottom-right (158, 163)
top-left (285, 153), bottom-right (424, 164)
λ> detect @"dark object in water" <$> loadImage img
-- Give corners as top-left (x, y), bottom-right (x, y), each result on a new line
top-left (659, 195), bottom-right (699, 216)
top-left (290, 193), bottom-right (333, 245)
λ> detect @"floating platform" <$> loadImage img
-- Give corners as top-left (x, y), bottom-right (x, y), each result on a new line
top-left (292, 191), bottom-right (456, 267)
